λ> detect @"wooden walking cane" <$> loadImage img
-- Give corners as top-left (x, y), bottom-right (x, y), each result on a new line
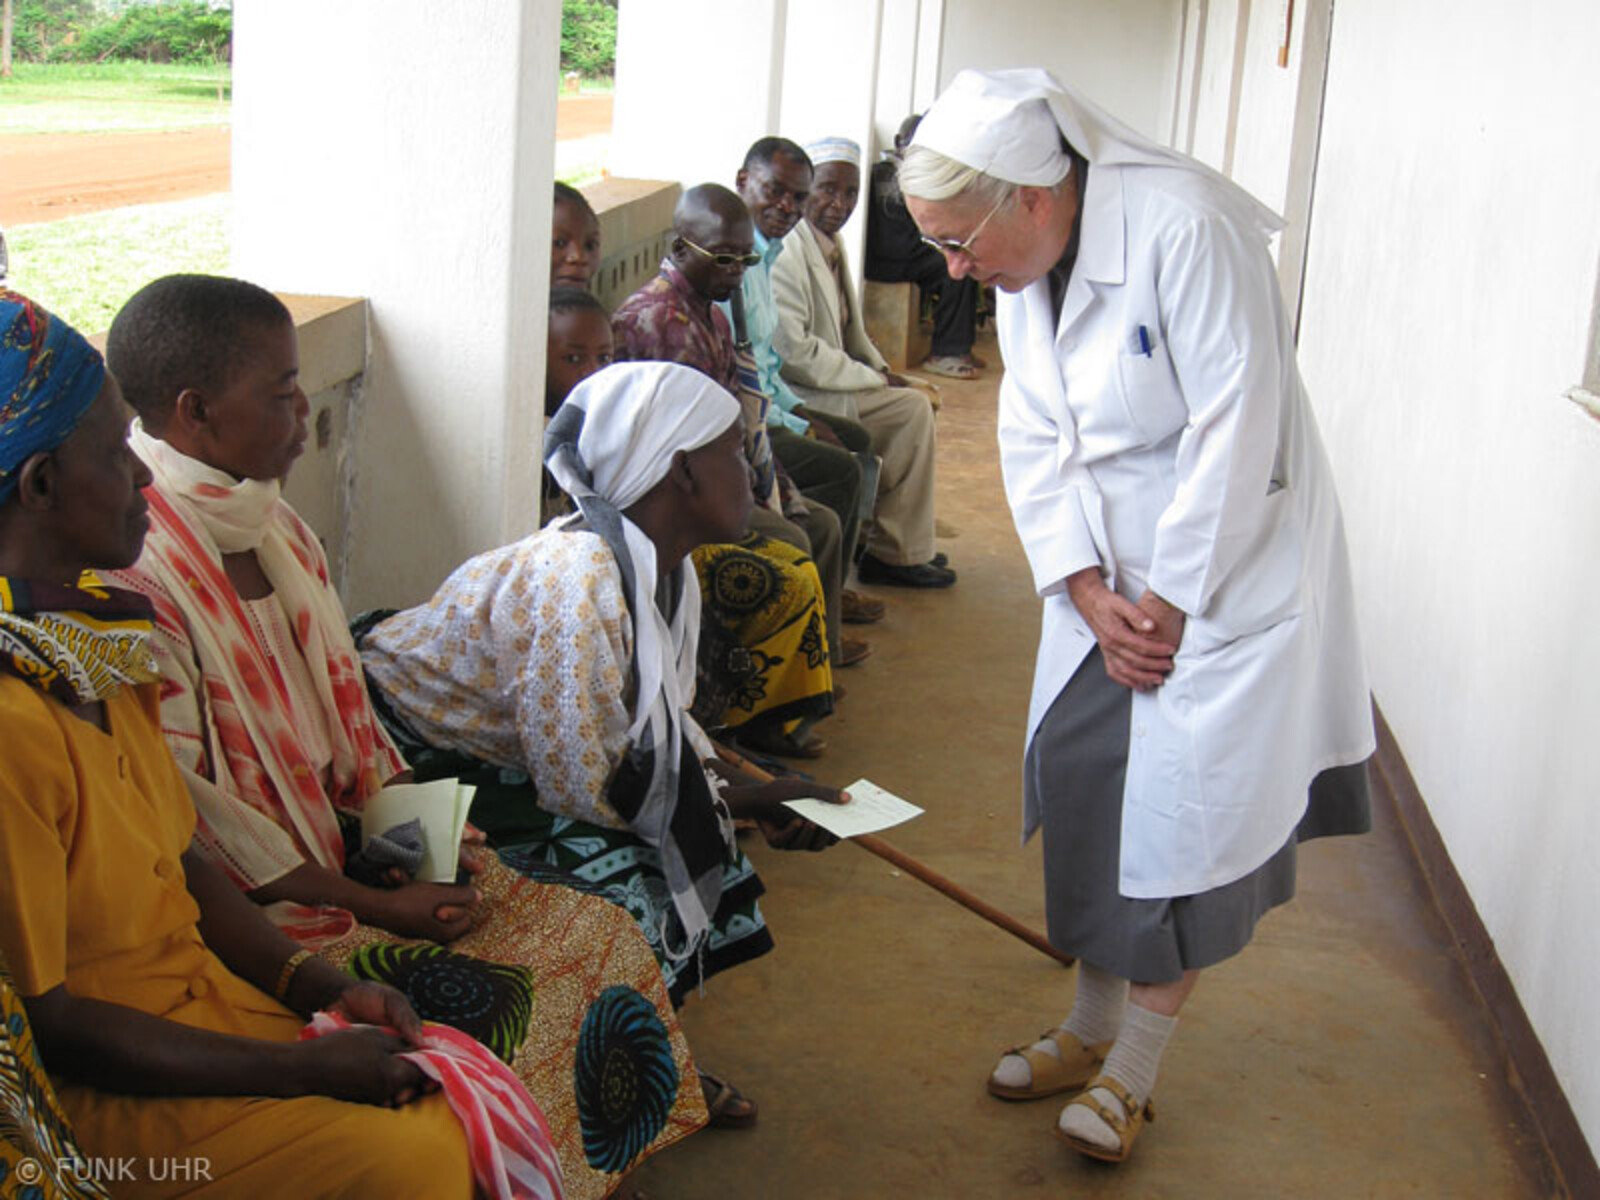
top-left (715, 745), bottom-right (1074, 968)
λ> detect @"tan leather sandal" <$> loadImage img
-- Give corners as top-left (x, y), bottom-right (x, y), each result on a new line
top-left (1055, 1074), bottom-right (1155, 1163)
top-left (986, 1028), bottom-right (1111, 1101)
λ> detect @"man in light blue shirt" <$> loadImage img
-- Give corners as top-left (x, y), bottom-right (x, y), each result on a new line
top-left (732, 137), bottom-right (956, 590)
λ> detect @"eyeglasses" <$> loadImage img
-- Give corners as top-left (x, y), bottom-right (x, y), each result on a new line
top-left (680, 236), bottom-right (761, 269)
top-left (918, 191), bottom-right (1011, 259)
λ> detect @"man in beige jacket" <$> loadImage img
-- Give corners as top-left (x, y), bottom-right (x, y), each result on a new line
top-left (772, 137), bottom-right (954, 589)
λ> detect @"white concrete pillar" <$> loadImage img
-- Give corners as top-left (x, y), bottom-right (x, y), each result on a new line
top-left (611, 0), bottom-right (789, 190)
top-left (778, 0), bottom-right (885, 276)
top-left (232, 0), bottom-right (560, 610)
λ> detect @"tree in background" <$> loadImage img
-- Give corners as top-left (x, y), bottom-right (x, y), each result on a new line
top-left (2, 0), bottom-right (229, 64)
top-left (560, 0), bottom-right (616, 79)
top-left (6, 0), bottom-right (95, 62)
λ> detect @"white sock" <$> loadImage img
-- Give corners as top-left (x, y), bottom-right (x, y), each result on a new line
top-left (1061, 962), bottom-right (1128, 1046)
top-left (990, 963), bottom-right (1128, 1089)
top-left (1059, 1003), bottom-right (1177, 1152)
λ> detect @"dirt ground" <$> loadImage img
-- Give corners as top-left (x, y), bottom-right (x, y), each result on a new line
top-left (0, 94), bottom-right (614, 226)
top-left (0, 127), bottom-right (231, 224)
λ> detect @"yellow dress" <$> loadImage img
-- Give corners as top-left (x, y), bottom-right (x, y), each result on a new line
top-left (0, 677), bottom-right (473, 1200)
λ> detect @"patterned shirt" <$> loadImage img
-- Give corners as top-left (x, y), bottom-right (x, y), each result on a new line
top-left (360, 529), bottom-right (639, 829)
top-left (612, 260), bottom-right (740, 393)
top-left (720, 230), bottom-right (810, 433)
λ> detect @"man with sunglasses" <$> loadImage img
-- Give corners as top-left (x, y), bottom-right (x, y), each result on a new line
top-left (612, 183), bottom-right (874, 673)
top-left (772, 135), bottom-right (954, 591)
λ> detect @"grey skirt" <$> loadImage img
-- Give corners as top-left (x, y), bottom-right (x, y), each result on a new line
top-left (1029, 647), bottom-right (1371, 983)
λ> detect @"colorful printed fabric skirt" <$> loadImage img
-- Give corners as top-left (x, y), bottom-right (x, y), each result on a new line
top-left (1, 958), bottom-right (110, 1200)
top-left (484, 800), bottom-right (775, 1007)
top-left (317, 859), bottom-right (707, 1199)
top-left (691, 532), bottom-right (834, 736)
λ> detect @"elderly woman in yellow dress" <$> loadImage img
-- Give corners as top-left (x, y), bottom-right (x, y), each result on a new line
top-left (0, 287), bottom-right (476, 1199)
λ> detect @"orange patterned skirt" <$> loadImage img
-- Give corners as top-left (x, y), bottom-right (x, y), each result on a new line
top-left (318, 859), bottom-right (706, 1199)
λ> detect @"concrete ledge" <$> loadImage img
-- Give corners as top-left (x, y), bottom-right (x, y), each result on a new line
top-left (280, 294), bottom-right (367, 395)
top-left (585, 178), bottom-right (681, 313)
top-left (277, 295), bottom-right (366, 595)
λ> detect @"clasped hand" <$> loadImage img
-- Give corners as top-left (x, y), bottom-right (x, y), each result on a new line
top-left (1064, 567), bottom-right (1186, 691)
top-left (376, 821), bottom-right (489, 941)
top-left (295, 982), bottom-right (435, 1108)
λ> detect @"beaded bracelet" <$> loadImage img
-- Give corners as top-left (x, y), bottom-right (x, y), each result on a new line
top-left (274, 948), bottom-right (314, 1001)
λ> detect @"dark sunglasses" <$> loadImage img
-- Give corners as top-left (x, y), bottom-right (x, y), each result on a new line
top-left (681, 236), bottom-right (761, 269)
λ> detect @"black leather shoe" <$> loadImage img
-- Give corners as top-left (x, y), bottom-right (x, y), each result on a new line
top-left (931, 552), bottom-right (949, 568)
top-left (857, 554), bottom-right (957, 589)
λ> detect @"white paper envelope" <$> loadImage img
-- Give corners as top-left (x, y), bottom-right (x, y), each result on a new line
top-left (361, 779), bottom-right (475, 883)
top-left (782, 778), bottom-right (923, 839)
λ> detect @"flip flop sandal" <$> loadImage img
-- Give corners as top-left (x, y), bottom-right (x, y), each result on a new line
top-left (736, 725), bottom-right (827, 760)
top-left (987, 1028), bottom-right (1111, 1101)
top-left (1055, 1074), bottom-right (1154, 1164)
top-left (698, 1069), bottom-right (759, 1130)
top-left (920, 354), bottom-right (979, 380)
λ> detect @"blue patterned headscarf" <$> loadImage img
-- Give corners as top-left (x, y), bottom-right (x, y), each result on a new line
top-left (0, 290), bottom-right (107, 505)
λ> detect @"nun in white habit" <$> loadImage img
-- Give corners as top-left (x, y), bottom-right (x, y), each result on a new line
top-left (899, 69), bottom-right (1375, 1163)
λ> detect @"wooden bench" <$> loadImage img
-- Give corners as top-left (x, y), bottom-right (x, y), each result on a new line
top-left (863, 279), bottom-right (930, 372)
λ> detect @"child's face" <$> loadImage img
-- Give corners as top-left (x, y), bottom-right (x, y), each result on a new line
top-left (194, 317), bottom-right (309, 482)
top-left (551, 199), bottom-right (602, 290)
top-left (545, 308), bottom-right (614, 415)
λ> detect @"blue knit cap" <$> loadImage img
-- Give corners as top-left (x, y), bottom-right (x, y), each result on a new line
top-left (0, 290), bottom-right (106, 504)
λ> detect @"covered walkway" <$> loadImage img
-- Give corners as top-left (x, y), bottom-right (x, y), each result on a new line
top-left (629, 332), bottom-right (1557, 1198)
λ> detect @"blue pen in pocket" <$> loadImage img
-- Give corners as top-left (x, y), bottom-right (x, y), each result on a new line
top-left (1137, 325), bottom-right (1153, 357)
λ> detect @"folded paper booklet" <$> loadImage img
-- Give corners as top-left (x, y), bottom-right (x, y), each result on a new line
top-left (361, 779), bottom-right (476, 883)
top-left (782, 778), bottom-right (923, 839)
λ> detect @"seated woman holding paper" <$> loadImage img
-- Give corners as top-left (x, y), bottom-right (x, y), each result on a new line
top-left (358, 362), bottom-right (849, 1020)
top-left (105, 275), bottom-right (707, 1195)
top-left (0, 288), bottom-right (477, 1200)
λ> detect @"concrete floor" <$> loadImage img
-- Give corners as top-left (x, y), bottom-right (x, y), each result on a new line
top-left (629, 333), bottom-right (1561, 1199)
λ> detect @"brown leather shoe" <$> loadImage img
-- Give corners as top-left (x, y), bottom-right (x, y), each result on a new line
top-left (838, 637), bottom-right (872, 667)
top-left (841, 588), bottom-right (886, 624)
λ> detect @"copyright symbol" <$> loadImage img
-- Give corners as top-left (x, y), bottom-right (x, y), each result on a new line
top-left (15, 1157), bottom-right (43, 1184)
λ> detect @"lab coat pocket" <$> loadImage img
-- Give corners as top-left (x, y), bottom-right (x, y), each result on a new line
top-left (1116, 338), bottom-right (1188, 446)
top-left (1186, 486), bottom-right (1305, 651)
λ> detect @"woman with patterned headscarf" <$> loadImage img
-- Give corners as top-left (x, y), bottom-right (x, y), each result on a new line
top-left (360, 360), bottom-right (850, 1127)
top-left (0, 289), bottom-right (480, 1199)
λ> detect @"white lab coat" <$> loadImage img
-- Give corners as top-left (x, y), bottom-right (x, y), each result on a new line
top-left (1002, 160), bottom-right (1375, 899)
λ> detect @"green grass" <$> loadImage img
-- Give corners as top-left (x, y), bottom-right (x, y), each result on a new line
top-left (6, 194), bottom-right (231, 333)
top-left (0, 62), bottom-right (231, 134)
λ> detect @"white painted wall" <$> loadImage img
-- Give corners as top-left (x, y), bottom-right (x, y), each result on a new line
top-left (777, 0), bottom-right (886, 277)
top-left (936, 0), bottom-right (1184, 141)
top-left (1187, 0), bottom-right (1243, 170)
top-left (611, 0), bottom-right (789, 190)
top-left (1174, 0), bottom-right (1330, 310)
top-left (231, 0), bottom-right (560, 611)
top-left (1291, 0), bottom-right (1600, 1149)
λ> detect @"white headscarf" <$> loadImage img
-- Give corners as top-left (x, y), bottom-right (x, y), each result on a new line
top-left (544, 361), bottom-right (742, 952)
top-left (912, 67), bottom-right (1282, 233)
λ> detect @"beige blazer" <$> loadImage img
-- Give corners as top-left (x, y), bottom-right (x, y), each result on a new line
top-left (771, 220), bottom-right (888, 393)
